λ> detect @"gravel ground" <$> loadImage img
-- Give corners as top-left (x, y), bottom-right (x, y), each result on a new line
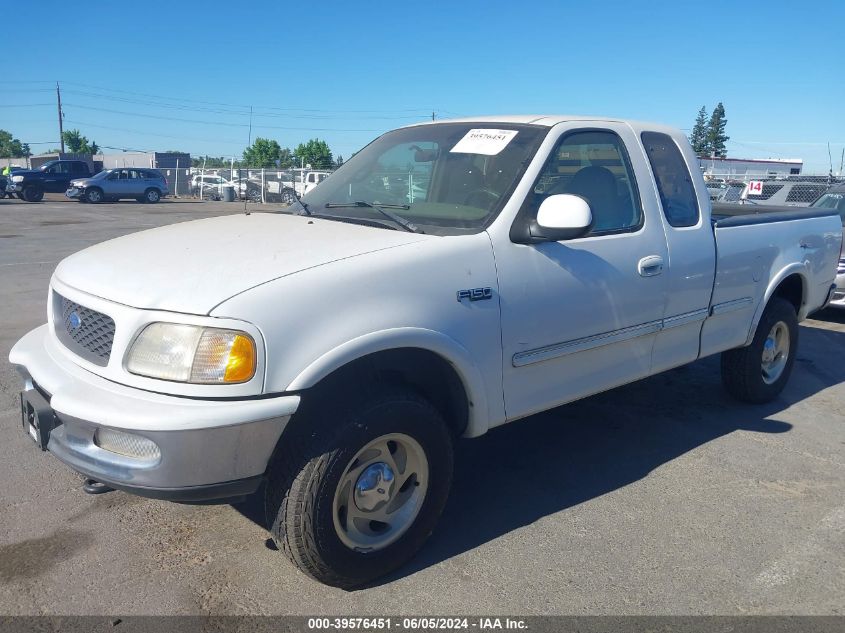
top-left (0, 194), bottom-right (843, 615)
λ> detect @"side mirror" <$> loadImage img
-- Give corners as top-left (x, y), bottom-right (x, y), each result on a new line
top-left (528, 194), bottom-right (593, 241)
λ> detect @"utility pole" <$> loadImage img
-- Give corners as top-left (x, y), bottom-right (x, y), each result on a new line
top-left (57, 82), bottom-right (65, 153)
top-left (432, 111), bottom-right (435, 121)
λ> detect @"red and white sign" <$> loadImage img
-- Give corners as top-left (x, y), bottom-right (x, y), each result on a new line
top-left (746, 181), bottom-right (764, 196)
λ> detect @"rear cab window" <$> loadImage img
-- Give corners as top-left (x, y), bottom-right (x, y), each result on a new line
top-left (641, 132), bottom-right (700, 228)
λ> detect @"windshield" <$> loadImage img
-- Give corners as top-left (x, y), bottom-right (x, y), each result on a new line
top-left (812, 191), bottom-right (845, 224)
top-left (300, 123), bottom-right (547, 235)
top-left (38, 161), bottom-right (58, 171)
top-left (812, 191), bottom-right (845, 210)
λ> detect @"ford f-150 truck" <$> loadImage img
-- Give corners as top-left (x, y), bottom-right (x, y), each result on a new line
top-left (6, 159), bottom-right (94, 202)
top-left (9, 116), bottom-right (843, 588)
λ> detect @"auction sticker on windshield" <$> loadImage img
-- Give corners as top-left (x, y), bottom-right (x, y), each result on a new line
top-left (450, 129), bottom-right (518, 155)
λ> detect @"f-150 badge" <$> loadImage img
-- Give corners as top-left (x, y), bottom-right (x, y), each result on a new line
top-left (456, 287), bottom-right (493, 302)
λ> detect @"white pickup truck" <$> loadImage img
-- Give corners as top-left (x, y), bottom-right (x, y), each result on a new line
top-left (9, 116), bottom-right (843, 588)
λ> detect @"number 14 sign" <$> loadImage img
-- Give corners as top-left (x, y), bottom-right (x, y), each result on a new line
top-left (746, 180), bottom-right (764, 196)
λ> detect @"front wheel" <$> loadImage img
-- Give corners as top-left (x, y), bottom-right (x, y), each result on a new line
top-left (721, 297), bottom-right (798, 403)
top-left (85, 187), bottom-right (103, 204)
top-left (22, 186), bottom-right (44, 202)
top-left (265, 387), bottom-right (453, 588)
top-left (280, 188), bottom-right (297, 205)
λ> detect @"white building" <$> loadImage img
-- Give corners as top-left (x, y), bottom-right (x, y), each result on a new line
top-left (698, 156), bottom-right (802, 179)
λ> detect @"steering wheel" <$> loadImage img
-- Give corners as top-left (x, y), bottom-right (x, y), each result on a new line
top-left (463, 188), bottom-right (500, 208)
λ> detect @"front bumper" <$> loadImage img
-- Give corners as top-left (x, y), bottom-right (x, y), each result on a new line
top-left (65, 187), bottom-right (84, 199)
top-left (6, 183), bottom-right (22, 193)
top-left (9, 325), bottom-right (300, 502)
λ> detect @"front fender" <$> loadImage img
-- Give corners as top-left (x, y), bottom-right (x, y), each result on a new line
top-left (286, 327), bottom-right (491, 438)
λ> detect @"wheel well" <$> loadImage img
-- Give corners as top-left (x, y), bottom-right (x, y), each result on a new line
top-left (303, 348), bottom-right (470, 437)
top-left (772, 274), bottom-right (803, 314)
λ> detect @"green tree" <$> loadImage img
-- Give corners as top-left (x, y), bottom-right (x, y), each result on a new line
top-left (335, 154), bottom-right (344, 168)
top-left (706, 102), bottom-right (729, 158)
top-left (61, 129), bottom-right (99, 154)
top-left (294, 138), bottom-right (333, 170)
top-left (276, 147), bottom-right (294, 168)
top-left (689, 106), bottom-right (710, 157)
top-left (242, 137), bottom-right (283, 167)
top-left (0, 129), bottom-right (30, 158)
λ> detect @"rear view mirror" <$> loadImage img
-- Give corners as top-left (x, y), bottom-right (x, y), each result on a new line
top-left (410, 145), bottom-right (438, 162)
top-left (529, 194), bottom-right (593, 241)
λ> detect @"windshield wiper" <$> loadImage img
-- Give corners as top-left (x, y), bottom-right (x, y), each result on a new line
top-left (324, 201), bottom-right (424, 233)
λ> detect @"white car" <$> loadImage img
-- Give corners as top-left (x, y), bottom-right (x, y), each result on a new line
top-left (9, 116), bottom-right (843, 588)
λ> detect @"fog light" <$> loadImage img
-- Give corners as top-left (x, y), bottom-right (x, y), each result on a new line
top-left (94, 428), bottom-right (161, 462)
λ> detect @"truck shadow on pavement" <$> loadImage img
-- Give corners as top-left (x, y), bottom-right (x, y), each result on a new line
top-left (233, 322), bottom-right (845, 588)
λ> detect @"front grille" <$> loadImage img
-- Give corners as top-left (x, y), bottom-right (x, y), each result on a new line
top-left (54, 293), bottom-right (116, 366)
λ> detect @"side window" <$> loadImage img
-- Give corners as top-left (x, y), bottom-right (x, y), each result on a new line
top-left (641, 132), bottom-right (700, 228)
top-left (533, 130), bottom-right (641, 234)
top-left (73, 162), bottom-right (87, 173)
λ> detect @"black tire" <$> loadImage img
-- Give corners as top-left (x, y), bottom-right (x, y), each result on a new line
top-left (22, 186), bottom-right (44, 202)
top-left (143, 188), bottom-right (161, 203)
top-left (15, 193), bottom-right (24, 200)
top-left (721, 296), bottom-right (798, 403)
top-left (85, 187), bottom-right (103, 204)
top-left (265, 387), bottom-right (454, 588)
top-left (280, 188), bottom-right (297, 205)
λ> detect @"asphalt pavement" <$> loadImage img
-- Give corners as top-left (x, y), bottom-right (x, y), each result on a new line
top-left (0, 194), bottom-right (843, 615)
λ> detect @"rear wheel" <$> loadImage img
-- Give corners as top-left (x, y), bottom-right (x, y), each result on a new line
top-left (22, 186), bottom-right (44, 202)
top-left (265, 387), bottom-right (453, 588)
top-left (143, 188), bottom-right (161, 203)
top-left (721, 297), bottom-right (798, 403)
top-left (85, 187), bottom-right (103, 204)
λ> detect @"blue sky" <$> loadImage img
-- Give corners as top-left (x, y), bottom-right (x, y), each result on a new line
top-left (2, 0), bottom-right (843, 171)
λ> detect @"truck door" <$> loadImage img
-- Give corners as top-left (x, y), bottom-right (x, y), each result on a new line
top-left (41, 162), bottom-right (67, 192)
top-left (641, 131), bottom-right (715, 374)
top-left (496, 124), bottom-right (669, 421)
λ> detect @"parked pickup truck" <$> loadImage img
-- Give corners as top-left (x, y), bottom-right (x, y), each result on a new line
top-left (5, 159), bottom-right (95, 202)
top-left (9, 116), bottom-right (843, 588)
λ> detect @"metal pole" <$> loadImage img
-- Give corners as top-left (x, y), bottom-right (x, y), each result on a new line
top-left (57, 82), bottom-right (65, 154)
top-left (261, 168), bottom-right (265, 204)
top-left (175, 159), bottom-right (179, 198)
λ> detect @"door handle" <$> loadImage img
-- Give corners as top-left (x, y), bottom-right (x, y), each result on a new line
top-left (638, 255), bottom-right (664, 277)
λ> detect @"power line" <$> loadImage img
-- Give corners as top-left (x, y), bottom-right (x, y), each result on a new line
top-left (58, 80), bottom-right (431, 115)
top-left (62, 103), bottom-right (389, 132)
top-left (62, 119), bottom-right (249, 145)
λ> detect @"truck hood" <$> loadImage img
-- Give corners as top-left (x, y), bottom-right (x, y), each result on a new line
top-left (54, 213), bottom-right (430, 314)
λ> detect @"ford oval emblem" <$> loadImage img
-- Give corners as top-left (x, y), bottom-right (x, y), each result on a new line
top-left (69, 312), bottom-right (82, 330)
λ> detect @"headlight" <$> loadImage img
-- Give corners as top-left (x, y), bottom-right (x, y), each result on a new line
top-left (125, 323), bottom-right (257, 384)
top-left (11, 175), bottom-right (24, 183)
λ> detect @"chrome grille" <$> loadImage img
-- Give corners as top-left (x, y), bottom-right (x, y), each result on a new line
top-left (54, 293), bottom-right (116, 366)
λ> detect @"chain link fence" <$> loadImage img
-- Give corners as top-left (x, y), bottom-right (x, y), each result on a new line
top-left (179, 167), bottom-right (334, 203)
top-left (703, 172), bottom-right (844, 206)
